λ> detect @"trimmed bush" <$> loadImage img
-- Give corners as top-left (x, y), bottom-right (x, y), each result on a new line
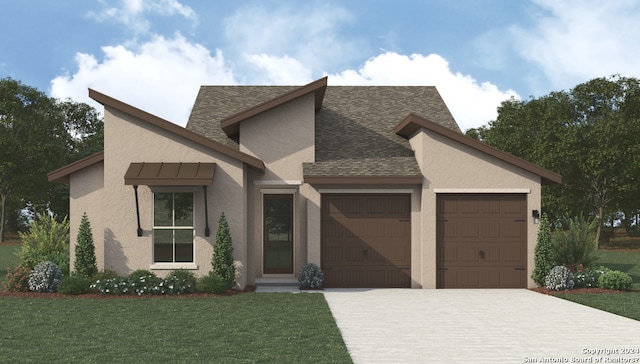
top-left (28, 261), bottom-right (63, 293)
top-left (90, 270), bottom-right (121, 284)
top-left (598, 270), bottom-right (633, 291)
top-left (2, 266), bottom-right (31, 292)
top-left (73, 213), bottom-right (98, 279)
top-left (90, 273), bottom-right (195, 296)
top-left (167, 269), bottom-right (196, 293)
top-left (128, 269), bottom-right (157, 281)
top-left (196, 273), bottom-right (227, 294)
top-left (211, 213), bottom-right (237, 290)
top-left (532, 214), bottom-right (554, 286)
top-left (297, 263), bottom-right (324, 289)
top-left (58, 275), bottom-right (91, 295)
top-left (90, 277), bottom-right (129, 295)
top-left (545, 265), bottom-right (575, 291)
top-left (17, 215), bottom-right (70, 275)
top-left (552, 215), bottom-right (598, 268)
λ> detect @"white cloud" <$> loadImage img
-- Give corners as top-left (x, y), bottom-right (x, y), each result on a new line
top-left (50, 34), bottom-right (235, 126)
top-left (510, 0), bottom-right (640, 90)
top-left (245, 54), bottom-right (313, 85)
top-left (87, 0), bottom-right (197, 34)
top-left (223, 3), bottom-right (364, 79)
top-left (329, 52), bottom-right (519, 131)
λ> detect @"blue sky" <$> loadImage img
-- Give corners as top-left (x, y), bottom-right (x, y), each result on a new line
top-left (2, 0), bottom-right (640, 131)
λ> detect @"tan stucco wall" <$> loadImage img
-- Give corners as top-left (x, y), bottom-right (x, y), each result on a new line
top-left (410, 129), bottom-right (542, 289)
top-left (69, 161), bottom-right (104, 273)
top-left (101, 107), bottom-right (248, 287)
top-left (242, 94), bottom-right (315, 280)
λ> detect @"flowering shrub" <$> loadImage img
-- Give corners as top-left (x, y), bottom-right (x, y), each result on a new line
top-left (297, 263), bottom-right (324, 289)
top-left (28, 261), bottom-right (63, 293)
top-left (545, 265), bottom-right (575, 291)
top-left (598, 270), bottom-right (633, 291)
top-left (90, 274), bottom-right (195, 296)
top-left (3, 266), bottom-right (31, 292)
top-left (569, 264), bottom-right (598, 288)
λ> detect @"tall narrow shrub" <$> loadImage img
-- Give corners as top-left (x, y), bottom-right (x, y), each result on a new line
top-left (532, 214), bottom-right (554, 286)
top-left (74, 212), bottom-right (98, 278)
top-left (211, 213), bottom-right (236, 290)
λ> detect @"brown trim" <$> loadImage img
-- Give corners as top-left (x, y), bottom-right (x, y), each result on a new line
top-left (220, 77), bottom-right (328, 137)
top-left (124, 162), bottom-right (216, 186)
top-left (394, 113), bottom-right (562, 185)
top-left (304, 175), bottom-right (423, 185)
top-left (89, 89), bottom-right (266, 172)
top-left (47, 151), bottom-right (105, 184)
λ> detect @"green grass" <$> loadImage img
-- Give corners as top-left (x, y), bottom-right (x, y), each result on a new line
top-left (558, 292), bottom-right (640, 321)
top-left (0, 293), bottom-right (352, 363)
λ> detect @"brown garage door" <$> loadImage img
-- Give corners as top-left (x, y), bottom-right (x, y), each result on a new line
top-left (321, 194), bottom-right (411, 288)
top-left (437, 194), bottom-right (527, 288)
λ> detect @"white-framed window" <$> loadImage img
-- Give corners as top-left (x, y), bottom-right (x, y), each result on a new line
top-left (153, 191), bottom-right (194, 263)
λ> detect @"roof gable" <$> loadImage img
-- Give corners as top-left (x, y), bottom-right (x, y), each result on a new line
top-left (89, 89), bottom-right (265, 172)
top-left (48, 151), bottom-right (104, 184)
top-left (394, 113), bottom-right (562, 185)
top-left (219, 77), bottom-right (327, 137)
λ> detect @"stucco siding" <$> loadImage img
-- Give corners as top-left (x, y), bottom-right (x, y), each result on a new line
top-left (412, 129), bottom-right (541, 288)
top-left (102, 107), bottom-right (248, 287)
top-left (69, 162), bottom-right (104, 273)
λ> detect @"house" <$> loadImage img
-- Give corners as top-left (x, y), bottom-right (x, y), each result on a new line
top-left (48, 77), bottom-right (561, 289)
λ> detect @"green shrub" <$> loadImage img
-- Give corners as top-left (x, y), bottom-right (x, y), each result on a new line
top-left (196, 273), bottom-right (227, 294)
top-left (28, 261), bottom-right (63, 293)
top-left (90, 277), bottom-right (129, 295)
top-left (545, 265), bottom-right (575, 291)
top-left (297, 263), bottom-right (324, 289)
top-left (211, 213), bottom-right (237, 290)
top-left (73, 213), bottom-right (98, 279)
top-left (2, 266), bottom-right (31, 292)
top-left (532, 214), bottom-right (555, 286)
top-left (17, 215), bottom-right (70, 275)
top-left (552, 215), bottom-right (598, 268)
top-left (90, 274), bottom-right (196, 295)
top-left (167, 269), bottom-right (196, 293)
top-left (58, 275), bottom-right (91, 295)
top-left (128, 269), bottom-right (157, 281)
top-left (598, 270), bottom-right (633, 291)
top-left (90, 270), bottom-right (121, 284)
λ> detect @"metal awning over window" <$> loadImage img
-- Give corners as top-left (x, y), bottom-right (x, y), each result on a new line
top-left (124, 162), bottom-right (216, 237)
top-left (124, 162), bottom-right (216, 186)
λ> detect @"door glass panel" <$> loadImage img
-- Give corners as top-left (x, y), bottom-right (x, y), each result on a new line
top-left (264, 195), bottom-right (293, 273)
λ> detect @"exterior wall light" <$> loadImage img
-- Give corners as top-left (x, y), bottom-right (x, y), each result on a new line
top-left (532, 209), bottom-right (540, 224)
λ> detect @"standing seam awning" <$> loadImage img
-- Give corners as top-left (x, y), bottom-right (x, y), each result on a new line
top-left (124, 162), bottom-right (216, 186)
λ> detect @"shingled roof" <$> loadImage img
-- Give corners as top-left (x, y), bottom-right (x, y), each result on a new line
top-left (186, 83), bottom-right (459, 180)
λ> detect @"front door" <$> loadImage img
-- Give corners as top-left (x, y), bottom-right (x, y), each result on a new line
top-left (263, 194), bottom-right (293, 274)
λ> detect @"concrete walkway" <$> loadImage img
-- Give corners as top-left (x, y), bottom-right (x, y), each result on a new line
top-left (323, 289), bottom-right (640, 364)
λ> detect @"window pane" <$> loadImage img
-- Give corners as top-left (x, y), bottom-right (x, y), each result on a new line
top-left (265, 195), bottom-right (292, 242)
top-left (153, 229), bottom-right (173, 262)
top-left (175, 229), bottom-right (194, 262)
top-left (154, 193), bottom-right (173, 227)
top-left (174, 193), bottom-right (193, 227)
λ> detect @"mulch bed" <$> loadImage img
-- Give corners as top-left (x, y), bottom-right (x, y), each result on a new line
top-left (0, 285), bottom-right (257, 299)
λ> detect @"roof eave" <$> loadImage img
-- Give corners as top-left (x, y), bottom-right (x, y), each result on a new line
top-left (47, 151), bottom-right (105, 184)
top-left (89, 89), bottom-right (265, 173)
top-left (394, 113), bottom-right (563, 185)
top-left (220, 77), bottom-right (328, 137)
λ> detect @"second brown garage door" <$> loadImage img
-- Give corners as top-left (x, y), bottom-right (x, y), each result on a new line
top-left (437, 194), bottom-right (527, 288)
top-left (321, 194), bottom-right (411, 288)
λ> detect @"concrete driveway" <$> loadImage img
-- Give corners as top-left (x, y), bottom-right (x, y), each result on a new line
top-left (323, 289), bottom-right (640, 364)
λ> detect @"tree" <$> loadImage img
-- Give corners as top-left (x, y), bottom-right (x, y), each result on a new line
top-left (74, 212), bottom-right (98, 278)
top-left (211, 213), bottom-right (236, 290)
top-left (0, 78), bottom-right (103, 240)
top-left (531, 214), bottom-right (554, 286)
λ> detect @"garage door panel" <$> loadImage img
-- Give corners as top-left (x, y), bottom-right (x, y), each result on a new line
top-left (322, 194), bottom-right (411, 288)
top-left (437, 194), bottom-right (527, 288)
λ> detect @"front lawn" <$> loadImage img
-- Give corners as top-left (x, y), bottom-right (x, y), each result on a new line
top-left (0, 293), bottom-right (352, 363)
